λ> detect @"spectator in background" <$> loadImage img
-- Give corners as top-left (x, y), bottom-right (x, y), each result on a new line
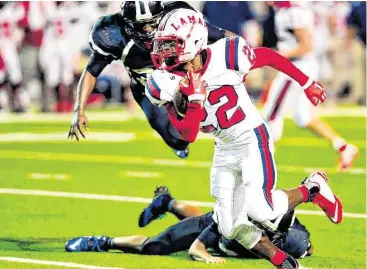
top-left (346, 1), bottom-right (366, 46)
top-left (18, 1), bottom-right (47, 112)
top-left (202, 1), bottom-right (260, 46)
top-left (344, 1), bottom-right (366, 105)
top-left (0, 2), bottom-right (30, 113)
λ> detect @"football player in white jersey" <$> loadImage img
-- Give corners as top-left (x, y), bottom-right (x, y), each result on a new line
top-left (0, 2), bottom-right (30, 113)
top-left (145, 8), bottom-right (343, 269)
top-left (262, 1), bottom-right (358, 172)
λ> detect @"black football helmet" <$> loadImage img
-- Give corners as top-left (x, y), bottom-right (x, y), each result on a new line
top-left (121, 1), bottom-right (164, 51)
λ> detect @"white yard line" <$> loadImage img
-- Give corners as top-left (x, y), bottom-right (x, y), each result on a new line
top-left (0, 107), bottom-right (364, 123)
top-left (0, 131), bottom-right (365, 149)
top-left (0, 150), bottom-right (365, 175)
top-left (0, 132), bottom-right (136, 142)
top-left (0, 188), bottom-right (365, 219)
top-left (0, 256), bottom-right (315, 269)
top-left (0, 257), bottom-right (126, 269)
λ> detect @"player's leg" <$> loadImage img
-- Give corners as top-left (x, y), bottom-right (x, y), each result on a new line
top-left (140, 95), bottom-right (190, 157)
top-left (40, 44), bottom-right (62, 111)
top-left (245, 123), bottom-right (343, 224)
top-left (141, 212), bottom-right (214, 255)
top-left (210, 165), bottom-right (255, 242)
top-left (0, 53), bottom-right (8, 112)
top-left (292, 83), bottom-right (359, 172)
top-left (139, 186), bottom-right (203, 227)
top-left (1, 43), bottom-right (29, 112)
top-left (60, 51), bottom-right (76, 112)
top-left (262, 72), bottom-right (291, 142)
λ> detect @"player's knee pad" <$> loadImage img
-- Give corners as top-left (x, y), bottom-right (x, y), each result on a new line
top-left (232, 223), bottom-right (262, 249)
top-left (248, 190), bottom-right (288, 222)
top-left (141, 241), bottom-right (170, 256)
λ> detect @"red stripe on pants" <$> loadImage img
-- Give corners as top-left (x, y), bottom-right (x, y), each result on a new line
top-left (269, 80), bottom-right (292, 121)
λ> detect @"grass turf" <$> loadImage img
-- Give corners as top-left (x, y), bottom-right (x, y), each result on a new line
top-left (0, 115), bottom-right (365, 269)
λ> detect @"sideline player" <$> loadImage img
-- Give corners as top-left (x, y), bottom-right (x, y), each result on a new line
top-left (145, 8), bottom-right (342, 269)
top-left (65, 186), bottom-right (312, 261)
top-left (0, 2), bottom-right (30, 113)
top-left (262, 1), bottom-right (358, 172)
top-left (67, 1), bottom-right (234, 159)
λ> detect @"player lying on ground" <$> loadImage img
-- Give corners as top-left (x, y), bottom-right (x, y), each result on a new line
top-left (262, 1), bottom-right (358, 172)
top-left (65, 186), bottom-right (312, 262)
top-left (67, 1), bottom-right (234, 159)
top-left (145, 8), bottom-right (343, 269)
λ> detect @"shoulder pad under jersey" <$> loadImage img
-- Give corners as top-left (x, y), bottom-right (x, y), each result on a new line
top-left (89, 13), bottom-right (127, 59)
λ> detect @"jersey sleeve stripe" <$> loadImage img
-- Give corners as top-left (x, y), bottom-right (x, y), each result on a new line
top-left (225, 37), bottom-right (239, 71)
top-left (234, 36), bottom-right (239, 71)
top-left (146, 76), bottom-right (161, 100)
top-left (225, 38), bottom-right (230, 69)
top-left (229, 38), bottom-right (235, 70)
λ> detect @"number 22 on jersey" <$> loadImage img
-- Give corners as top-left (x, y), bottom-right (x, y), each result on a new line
top-left (200, 85), bottom-right (246, 132)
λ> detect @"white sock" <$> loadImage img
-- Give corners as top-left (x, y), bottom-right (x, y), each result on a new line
top-left (332, 137), bottom-right (346, 152)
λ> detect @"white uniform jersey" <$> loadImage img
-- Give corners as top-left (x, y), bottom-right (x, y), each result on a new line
top-left (146, 36), bottom-right (264, 145)
top-left (275, 4), bottom-right (315, 61)
top-left (311, 1), bottom-right (333, 55)
top-left (0, 3), bottom-right (24, 44)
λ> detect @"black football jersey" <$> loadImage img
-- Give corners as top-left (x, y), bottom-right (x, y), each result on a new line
top-left (87, 2), bottom-right (226, 104)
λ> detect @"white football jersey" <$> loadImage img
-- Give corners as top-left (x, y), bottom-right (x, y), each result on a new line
top-left (146, 36), bottom-right (265, 145)
top-left (0, 3), bottom-right (24, 42)
top-left (275, 4), bottom-right (315, 60)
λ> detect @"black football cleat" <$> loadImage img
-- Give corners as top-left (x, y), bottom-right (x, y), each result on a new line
top-left (65, 236), bottom-right (110, 252)
top-left (138, 186), bottom-right (172, 227)
top-left (276, 254), bottom-right (299, 269)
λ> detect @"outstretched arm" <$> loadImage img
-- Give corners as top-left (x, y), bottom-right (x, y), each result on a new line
top-left (68, 52), bottom-right (113, 140)
top-left (250, 47), bottom-right (326, 106)
top-left (251, 47), bottom-right (309, 86)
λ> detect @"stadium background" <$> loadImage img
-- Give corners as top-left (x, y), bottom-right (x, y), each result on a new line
top-left (0, 1), bottom-right (365, 269)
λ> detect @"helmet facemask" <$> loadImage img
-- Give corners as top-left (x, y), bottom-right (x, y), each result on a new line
top-left (151, 36), bottom-right (193, 70)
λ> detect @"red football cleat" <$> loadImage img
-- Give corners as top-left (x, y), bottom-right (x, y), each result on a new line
top-left (302, 172), bottom-right (343, 224)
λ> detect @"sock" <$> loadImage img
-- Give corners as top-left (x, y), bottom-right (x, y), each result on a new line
top-left (299, 185), bottom-right (310, 202)
top-left (167, 198), bottom-right (176, 212)
top-left (332, 137), bottom-right (346, 152)
top-left (270, 249), bottom-right (287, 266)
top-left (107, 238), bottom-right (114, 249)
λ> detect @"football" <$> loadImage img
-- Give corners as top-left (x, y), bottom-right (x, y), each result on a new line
top-left (173, 87), bottom-right (188, 117)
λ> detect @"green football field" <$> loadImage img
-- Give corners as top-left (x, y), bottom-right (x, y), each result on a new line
top-left (0, 110), bottom-right (365, 269)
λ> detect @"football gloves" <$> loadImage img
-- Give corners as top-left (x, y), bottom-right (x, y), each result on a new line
top-left (304, 80), bottom-right (326, 106)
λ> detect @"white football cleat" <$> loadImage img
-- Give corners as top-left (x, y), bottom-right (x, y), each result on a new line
top-left (338, 144), bottom-right (359, 172)
top-left (302, 172), bottom-right (343, 224)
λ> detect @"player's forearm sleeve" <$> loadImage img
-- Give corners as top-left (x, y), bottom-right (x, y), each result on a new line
top-left (197, 223), bottom-right (221, 249)
top-left (251, 47), bottom-right (309, 86)
top-left (86, 51), bottom-right (114, 78)
top-left (166, 103), bottom-right (202, 143)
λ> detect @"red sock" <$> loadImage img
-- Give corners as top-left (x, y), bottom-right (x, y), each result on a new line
top-left (299, 185), bottom-right (310, 202)
top-left (339, 144), bottom-right (347, 152)
top-left (270, 249), bottom-right (287, 266)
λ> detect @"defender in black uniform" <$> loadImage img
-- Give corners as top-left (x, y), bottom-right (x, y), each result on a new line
top-left (67, 1), bottom-right (232, 158)
top-left (65, 188), bottom-right (312, 260)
